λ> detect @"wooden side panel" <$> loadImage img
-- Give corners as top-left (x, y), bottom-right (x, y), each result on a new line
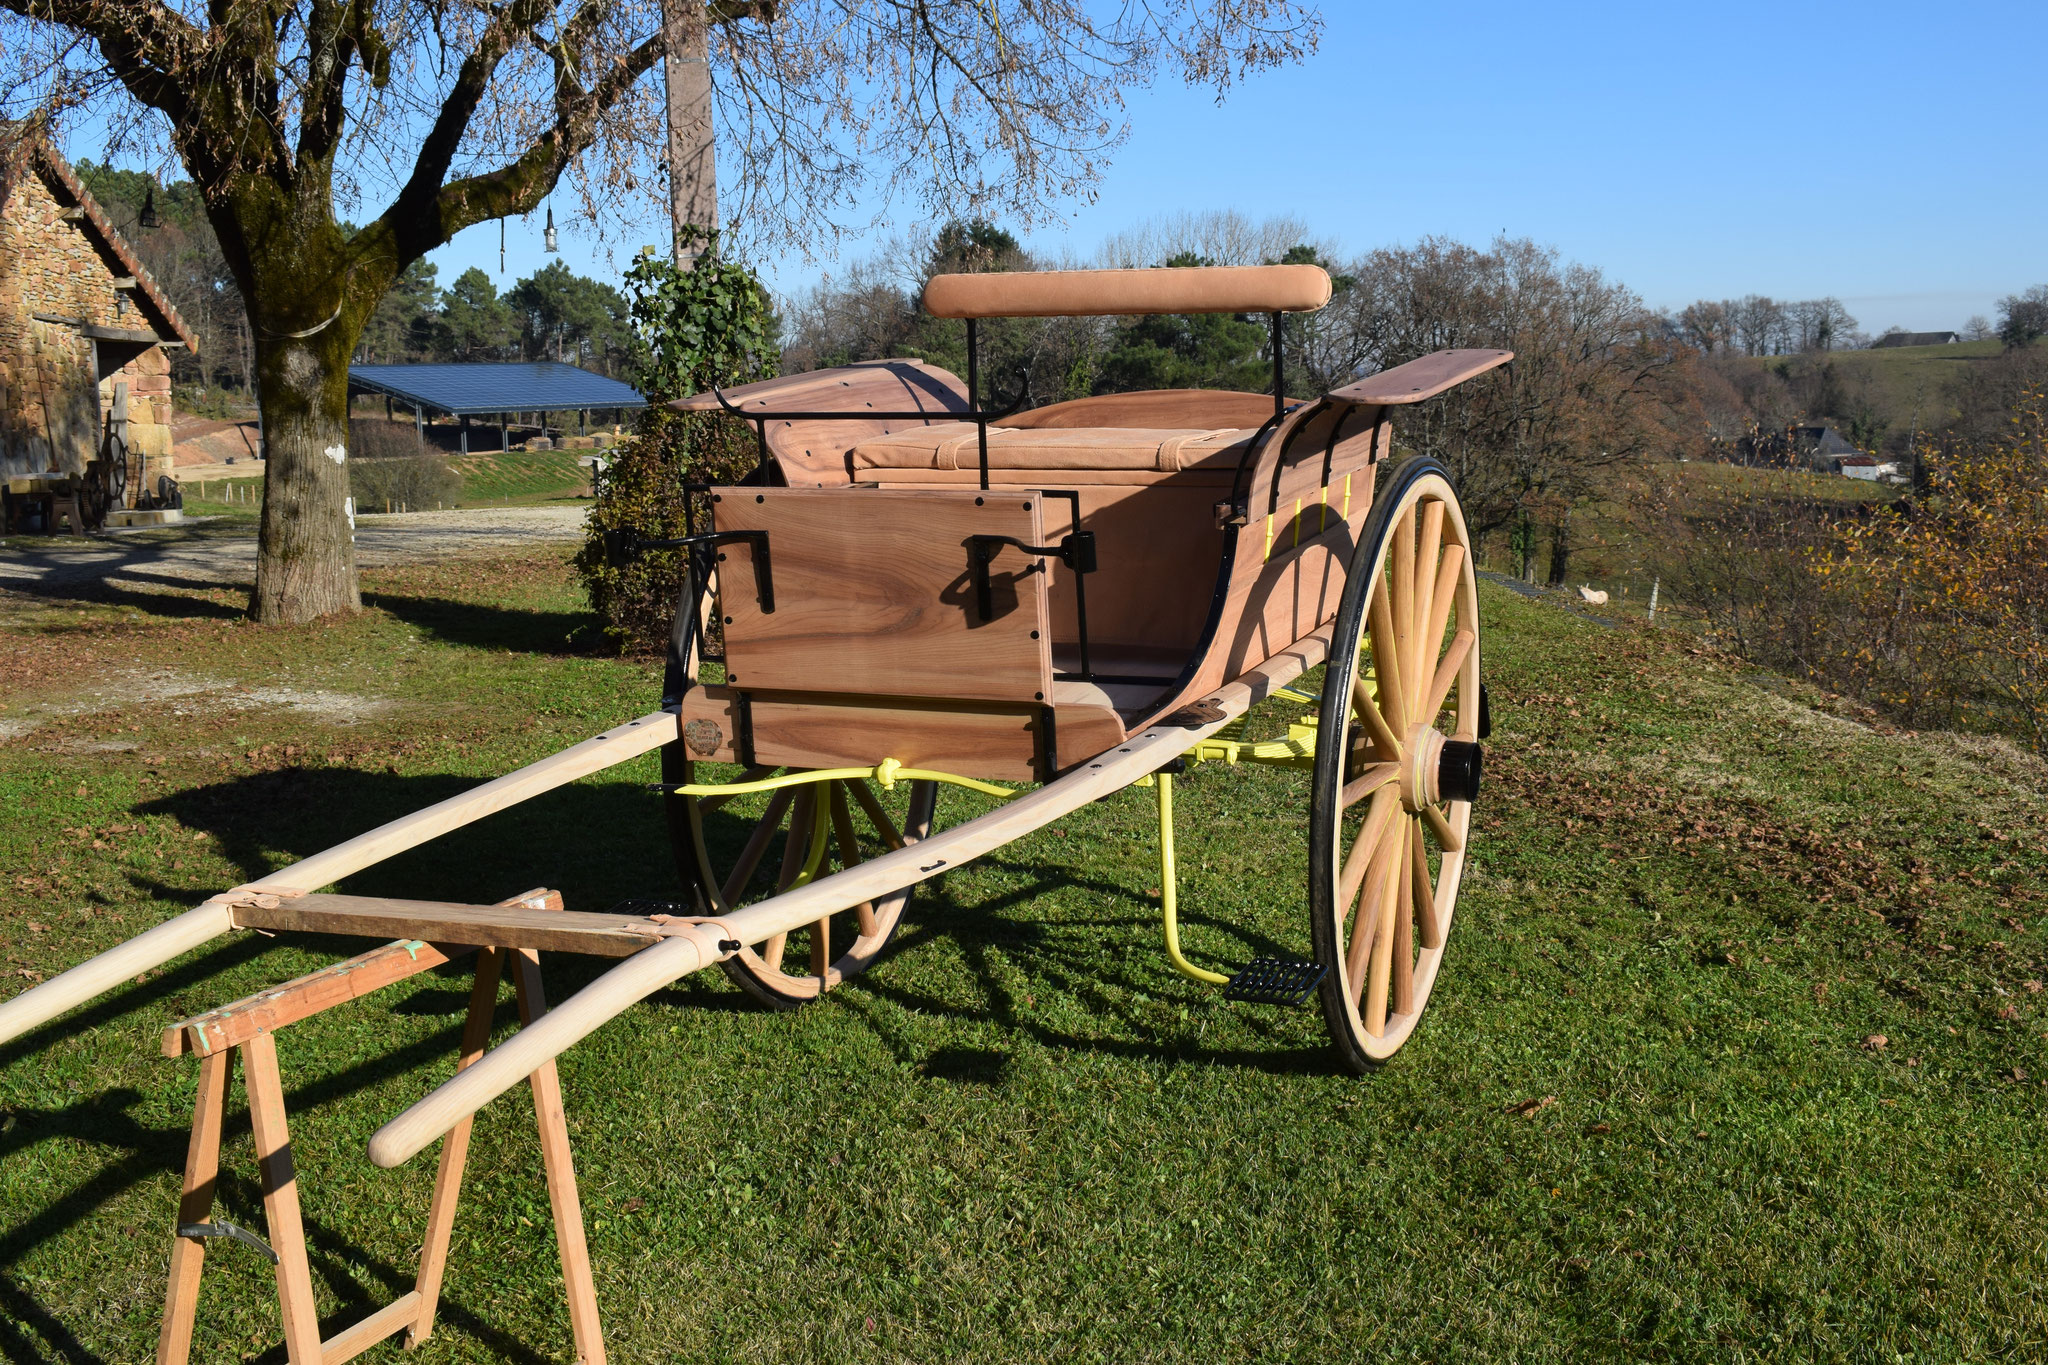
top-left (679, 688), bottom-right (1128, 781)
top-left (1143, 405), bottom-right (1383, 719)
top-left (715, 488), bottom-right (1053, 705)
top-left (670, 360), bottom-right (969, 487)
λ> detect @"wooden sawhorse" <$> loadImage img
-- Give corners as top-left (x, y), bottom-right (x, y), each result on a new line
top-left (156, 888), bottom-right (606, 1364)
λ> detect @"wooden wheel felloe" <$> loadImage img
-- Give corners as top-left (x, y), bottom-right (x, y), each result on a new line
top-left (1309, 457), bottom-right (1483, 1069)
top-left (662, 747), bottom-right (939, 1008)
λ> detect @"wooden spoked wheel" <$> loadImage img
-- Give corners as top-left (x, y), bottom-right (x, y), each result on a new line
top-left (1309, 457), bottom-right (1483, 1069)
top-left (662, 750), bottom-right (939, 1008)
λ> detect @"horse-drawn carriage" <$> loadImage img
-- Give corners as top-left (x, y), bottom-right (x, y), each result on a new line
top-left (1, 262), bottom-right (1507, 1361)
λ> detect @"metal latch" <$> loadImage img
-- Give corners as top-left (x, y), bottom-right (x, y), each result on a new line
top-left (177, 1221), bottom-right (279, 1263)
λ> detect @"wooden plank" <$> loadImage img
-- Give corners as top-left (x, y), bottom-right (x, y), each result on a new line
top-left (166, 944), bottom-right (463, 1057)
top-left (319, 1292), bottom-right (420, 1365)
top-left (164, 889), bottom-right (561, 1057)
top-left (242, 1032), bottom-right (324, 1364)
top-left (368, 627), bottom-right (1332, 1171)
top-left (715, 488), bottom-right (1052, 705)
top-left (1328, 349), bottom-right (1513, 407)
top-left (157, 1048), bottom-right (233, 1365)
top-left (232, 894), bottom-right (668, 957)
top-left (680, 688), bottom-right (1125, 781)
top-left (512, 952), bottom-right (607, 1365)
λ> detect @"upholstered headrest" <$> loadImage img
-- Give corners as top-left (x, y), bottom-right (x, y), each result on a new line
top-left (923, 265), bottom-right (1332, 320)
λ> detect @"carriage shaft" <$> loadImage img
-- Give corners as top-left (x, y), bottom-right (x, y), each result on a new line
top-left (366, 629), bottom-right (1330, 1169)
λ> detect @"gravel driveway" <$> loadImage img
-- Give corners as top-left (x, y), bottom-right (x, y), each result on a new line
top-left (0, 506), bottom-right (588, 596)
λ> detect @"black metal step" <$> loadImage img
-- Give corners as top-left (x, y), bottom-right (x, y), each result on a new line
top-left (1223, 957), bottom-right (1326, 1005)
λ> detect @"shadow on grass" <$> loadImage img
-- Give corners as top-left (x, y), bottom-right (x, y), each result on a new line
top-left (0, 567), bottom-right (246, 623)
top-left (0, 1010), bottom-right (562, 1365)
top-left (362, 590), bottom-right (593, 657)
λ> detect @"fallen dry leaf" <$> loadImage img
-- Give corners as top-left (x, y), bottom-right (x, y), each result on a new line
top-left (1863, 1034), bottom-right (1888, 1050)
top-left (1507, 1095), bottom-right (1557, 1117)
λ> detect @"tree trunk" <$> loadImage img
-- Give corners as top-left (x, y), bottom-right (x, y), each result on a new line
top-left (1545, 505), bottom-right (1572, 587)
top-left (661, 0), bottom-right (716, 264)
top-left (249, 330), bottom-right (362, 623)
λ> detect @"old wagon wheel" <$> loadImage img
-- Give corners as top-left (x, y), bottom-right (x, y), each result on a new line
top-left (662, 750), bottom-right (939, 1007)
top-left (1309, 456), bottom-right (1485, 1069)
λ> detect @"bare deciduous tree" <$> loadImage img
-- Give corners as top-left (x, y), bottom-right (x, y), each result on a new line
top-left (0, 0), bottom-right (1318, 623)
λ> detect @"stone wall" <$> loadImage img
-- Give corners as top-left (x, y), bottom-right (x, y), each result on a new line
top-left (0, 149), bottom-right (178, 485)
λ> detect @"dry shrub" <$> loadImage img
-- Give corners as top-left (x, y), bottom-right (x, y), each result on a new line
top-left (1651, 391), bottom-right (2048, 751)
top-left (1821, 390), bottom-right (2048, 749)
top-left (347, 418), bottom-right (464, 512)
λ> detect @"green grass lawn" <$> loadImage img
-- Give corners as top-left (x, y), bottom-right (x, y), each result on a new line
top-left (2, 549), bottom-right (2045, 1361)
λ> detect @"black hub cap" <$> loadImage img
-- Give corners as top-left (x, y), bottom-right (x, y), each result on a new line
top-left (1437, 739), bottom-right (1483, 803)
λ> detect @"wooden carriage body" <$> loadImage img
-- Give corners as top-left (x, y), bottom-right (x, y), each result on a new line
top-left (671, 265), bottom-right (1505, 783)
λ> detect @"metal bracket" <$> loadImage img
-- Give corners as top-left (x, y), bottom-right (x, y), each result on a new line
top-left (606, 528), bottom-right (774, 615)
top-left (177, 1221), bottom-right (279, 1264)
top-left (966, 531), bottom-right (1095, 624)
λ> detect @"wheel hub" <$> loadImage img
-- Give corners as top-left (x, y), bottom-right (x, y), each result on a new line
top-left (1399, 724), bottom-right (1482, 810)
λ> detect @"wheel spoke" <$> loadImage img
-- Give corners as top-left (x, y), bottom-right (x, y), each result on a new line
top-left (1363, 820), bottom-right (1404, 1036)
top-left (720, 785), bottom-right (795, 904)
top-left (827, 781), bottom-right (881, 938)
top-left (1367, 572), bottom-right (1409, 735)
top-left (848, 778), bottom-right (905, 850)
top-left (1410, 814), bottom-right (1442, 949)
top-left (1424, 628), bottom-right (1476, 728)
top-left (1419, 799), bottom-right (1463, 854)
top-left (1424, 541), bottom-right (1466, 672)
top-left (1344, 805), bottom-right (1403, 994)
top-left (1339, 785), bottom-right (1401, 911)
top-left (1391, 819), bottom-right (1415, 1017)
top-left (1350, 673), bottom-right (1402, 760)
top-left (1410, 500), bottom-right (1445, 706)
top-left (760, 788), bottom-right (819, 971)
top-left (1390, 504), bottom-right (1416, 709)
top-left (1340, 761), bottom-right (1399, 809)
top-left (697, 765), bottom-right (776, 814)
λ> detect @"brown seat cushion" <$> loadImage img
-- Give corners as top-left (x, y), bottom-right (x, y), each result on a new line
top-left (849, 422), bottom-right (1254, 474)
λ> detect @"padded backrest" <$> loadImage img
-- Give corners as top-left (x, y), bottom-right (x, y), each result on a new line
top-left (923, 265), bottom-right (1331, 320)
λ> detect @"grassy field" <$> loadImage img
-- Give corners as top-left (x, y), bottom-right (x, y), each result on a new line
top-left (2, 548), bottom-right (2046, 1361)
top-left (173, 450), bottom-right (591, 521)
top-left (445, 452), bottom-right (592, 506)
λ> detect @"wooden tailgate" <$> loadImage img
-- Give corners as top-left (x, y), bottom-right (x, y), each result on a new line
top-left (713, 488), bottom-right (1054, 704)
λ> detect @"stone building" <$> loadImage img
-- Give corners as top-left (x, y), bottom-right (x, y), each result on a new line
top-left (0, 126), bottom-right (197, 486)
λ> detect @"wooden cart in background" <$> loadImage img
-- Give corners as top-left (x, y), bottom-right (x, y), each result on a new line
top-left (0, 263), bottom-right (1509, 1361)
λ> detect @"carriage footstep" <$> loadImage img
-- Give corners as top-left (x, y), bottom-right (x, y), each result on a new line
top-left (1222, 957), bottom-right (1326, 1005)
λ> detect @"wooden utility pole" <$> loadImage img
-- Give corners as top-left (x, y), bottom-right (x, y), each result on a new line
top-left (661, 0), bottom-right (716, 269)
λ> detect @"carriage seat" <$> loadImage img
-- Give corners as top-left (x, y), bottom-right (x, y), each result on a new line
top-left (848, 421), bottom-right (1255, 475)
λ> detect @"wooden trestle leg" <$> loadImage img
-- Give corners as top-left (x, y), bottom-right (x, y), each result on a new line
top-left (155, 889), bottom-right (606, 1365)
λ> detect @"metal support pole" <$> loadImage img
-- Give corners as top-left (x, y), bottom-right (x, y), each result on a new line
top-left (501, 413), bottom-right (509, 453)
top-left (1270, 312), bottom-right (1285, 425)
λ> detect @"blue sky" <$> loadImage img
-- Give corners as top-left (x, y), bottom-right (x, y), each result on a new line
top-left (76, 1), bottom-right (2048, 333)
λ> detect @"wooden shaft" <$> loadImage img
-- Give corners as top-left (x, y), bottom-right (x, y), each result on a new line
top-left (261, 713), bottom-right (677, 895)
top-left (243, 1032), bottom-right (324, 1364)
top-left (2, 716), bottom-right (672, 1050)
top-left (0, 901), bottom-right (235, 1047)
top-left (368, 631), bottom-right (1332, 1169)
top-left (157, 1048), bottom-right (233, 1365)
